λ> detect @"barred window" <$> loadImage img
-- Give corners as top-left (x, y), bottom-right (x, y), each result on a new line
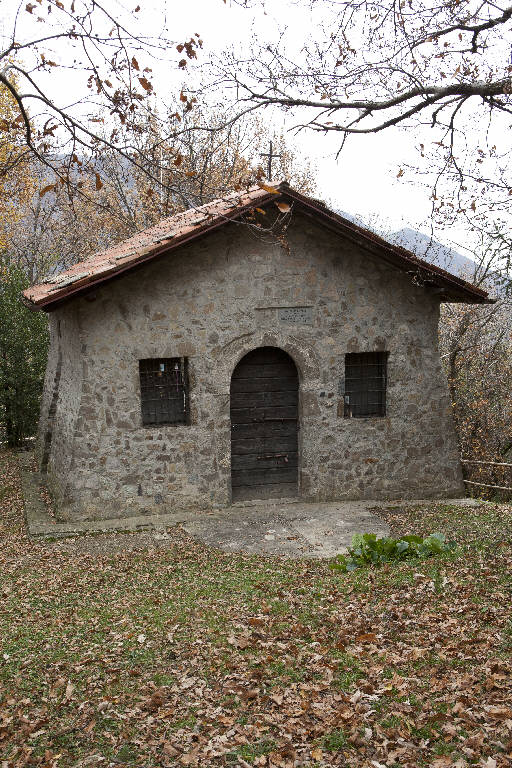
top-left (344, 352), bottom-right (388, 418)
top-left (139, 358), bottom-right (189, 426)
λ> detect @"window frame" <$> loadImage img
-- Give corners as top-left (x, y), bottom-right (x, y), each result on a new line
top-left (138, 357), bottom-right (190, 427)
top-left (344, 351), bottom-right (389, 418)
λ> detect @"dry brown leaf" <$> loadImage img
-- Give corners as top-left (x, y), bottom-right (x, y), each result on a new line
top-left (138, 76), bottom-right (153, 92)
top-left (63, 681), bottom-right (74, 702)
top-left (257, 182), bottom-right (279, 194)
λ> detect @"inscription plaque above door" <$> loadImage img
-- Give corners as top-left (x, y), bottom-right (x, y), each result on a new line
top-left (278, 306), bottom-right (313, 325)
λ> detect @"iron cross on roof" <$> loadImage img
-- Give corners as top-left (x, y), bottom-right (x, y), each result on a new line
top-left (260, 141), bottom-right (282, 181)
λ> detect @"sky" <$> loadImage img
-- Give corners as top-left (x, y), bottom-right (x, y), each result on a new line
top-left (0, 0), bottom-right (497, 255)
top-left (156, 0), bottom-right (438, 238)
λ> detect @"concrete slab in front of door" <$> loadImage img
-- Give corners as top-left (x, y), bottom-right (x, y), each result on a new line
top-left (182, 500), bottom-right (391, 558)
top-left (183, 496), bottom-right (479, 558)
top-left (21, 451), bottom-right (480, 557)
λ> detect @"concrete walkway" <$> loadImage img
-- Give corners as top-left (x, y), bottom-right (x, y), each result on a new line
top-left (19, 453), bottom-right (479, 558)
top-left (182, 499), bottom-right (391, 557)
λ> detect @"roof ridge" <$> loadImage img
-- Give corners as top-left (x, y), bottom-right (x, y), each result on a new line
top-left (90, 184), bottom-right (272, 260)
top-left (23, 181), bottom-right (490, 309)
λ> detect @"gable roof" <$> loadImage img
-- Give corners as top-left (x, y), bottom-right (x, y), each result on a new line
top-left (23, 181), bottom-right (491, 310)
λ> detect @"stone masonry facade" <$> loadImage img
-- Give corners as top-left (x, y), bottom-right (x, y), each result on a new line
top-left (37, 212), bottom-right (464, 521)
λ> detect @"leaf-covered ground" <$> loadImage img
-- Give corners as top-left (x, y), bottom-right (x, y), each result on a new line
top-left (1, 448), bottom-right (511, 768)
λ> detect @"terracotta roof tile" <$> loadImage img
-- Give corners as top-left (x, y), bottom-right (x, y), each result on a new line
top-left (23, 182), bottom-right (490, 308)
top-left (23, 185), bottom-right (274, 308)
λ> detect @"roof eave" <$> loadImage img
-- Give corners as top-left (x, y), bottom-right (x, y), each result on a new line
top-left (25, 191), bottom-right (281, 311)
top-left (24, 182), bottom-right (490, 309)
top-left (283, 188), bottom-right (489, 305)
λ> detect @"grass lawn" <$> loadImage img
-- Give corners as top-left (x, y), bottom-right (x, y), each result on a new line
top-left (1, 447), bottom-right (511, 768)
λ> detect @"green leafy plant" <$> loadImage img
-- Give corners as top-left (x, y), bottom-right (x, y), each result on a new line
top-left (330, 532), bottom-right (457, 573)
top-left (0, 263), bottom-right (49, 446)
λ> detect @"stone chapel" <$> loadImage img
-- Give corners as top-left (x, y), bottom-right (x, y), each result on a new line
top-left (23, 182), bottom-right (490, 521)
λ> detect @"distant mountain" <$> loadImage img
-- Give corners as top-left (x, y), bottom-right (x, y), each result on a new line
top-left (330, 208), bottom-right (477, 281)
top-left (390, 228), bottom-right (476, 281)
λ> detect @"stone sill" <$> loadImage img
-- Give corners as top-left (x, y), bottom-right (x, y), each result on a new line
top-left (343, 416), bottom-right (390, 423)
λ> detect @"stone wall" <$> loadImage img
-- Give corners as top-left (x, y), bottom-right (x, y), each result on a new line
top-left (40, 212), bottom-right (464, 520)
top-left (36, 312), bottom-right (60, 466)
top-left (37, 305), bottom-right (83, 510)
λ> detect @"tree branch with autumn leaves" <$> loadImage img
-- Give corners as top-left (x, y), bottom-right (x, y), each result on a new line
top-left (0, 0), bottom-right (202, 199)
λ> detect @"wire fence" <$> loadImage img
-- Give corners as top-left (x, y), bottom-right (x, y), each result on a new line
top-left (461, 458), bottom-right (512, 500)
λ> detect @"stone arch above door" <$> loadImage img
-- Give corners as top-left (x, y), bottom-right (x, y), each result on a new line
top-left (212, 331), bottom-right (320, 396)
top-left (230, 346), bottom-right (299, 502)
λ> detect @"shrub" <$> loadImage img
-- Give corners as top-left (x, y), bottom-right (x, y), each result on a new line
top-left (0, 263), bottom-right (49, 446)
top-left (330, 532), bottom-right (457, 573)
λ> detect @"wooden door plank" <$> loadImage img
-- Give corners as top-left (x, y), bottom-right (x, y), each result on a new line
top-left (231, 466), bottom-right (298, 487)
top-left (230, 435), bottom-right (298, 455)
top-left (230, 405), bottom-right (298, 423)
top-left (231, 420), bottom-right (297, 439)
top-left (230, 390), bottom-right (298, 409)
top-left (230, 376), bottom-right (298, 394)
top-left (233, 362), bottom-right (299, 379)
top-left (232, 482), bottom-right (298, 501)
top-left (230, 346), bottom-right (299, 498)
top-left (232, 452), bottom-right (298, 471)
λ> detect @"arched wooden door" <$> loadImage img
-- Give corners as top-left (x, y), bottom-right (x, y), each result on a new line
top-left (230, 347), bottom-right (299, 501)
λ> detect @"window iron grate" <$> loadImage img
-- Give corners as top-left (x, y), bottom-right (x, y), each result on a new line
top-left (139, 357), bottom-right (189, 426)
top-left (344, 351), bottom-right (388, 418)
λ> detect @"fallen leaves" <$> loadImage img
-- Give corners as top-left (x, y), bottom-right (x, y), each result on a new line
top-left (63, 681), bottom-right (75, 703)
top-left (257, 182), bottom-right (279, 194)
top-left (144, 688), bottom-right (166, 713)
top-left (484, 705), bottom-right (512, 720)
top-left (0, 449), bottom-right (511, 767)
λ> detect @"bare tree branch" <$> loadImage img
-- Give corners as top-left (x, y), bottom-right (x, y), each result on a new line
top-left (205, 0), bottom-right (512, 256)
